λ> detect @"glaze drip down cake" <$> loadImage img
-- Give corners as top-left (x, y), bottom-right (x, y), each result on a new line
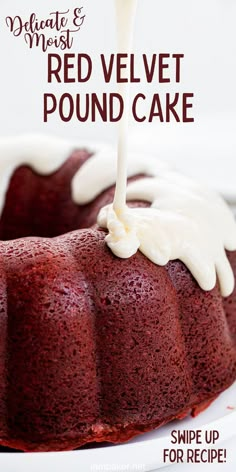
top-left (0, 135), bottom-right (235, 452)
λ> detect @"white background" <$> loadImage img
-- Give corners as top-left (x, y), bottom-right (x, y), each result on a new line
top-left (0, 0), bottom-right (235, 141)
top-left (1, 0), bottom-right (236, 198)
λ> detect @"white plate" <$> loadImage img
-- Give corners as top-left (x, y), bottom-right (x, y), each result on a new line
top-left (0, 382), bottom-right (235, 472)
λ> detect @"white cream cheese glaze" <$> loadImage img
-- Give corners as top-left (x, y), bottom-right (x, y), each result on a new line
top-left (0, 134), bottom-right (75, 214)
top-left (0, 7), bottom-right (235, 297)
top-left (98, 172), bottom-right (236, 298)
top-left (113, 0), bottom-right (137, 212)
top-left (0, 134), bottom-right (236, 297)
top-left (93, 0), bottom-right (236, 297)
top-left (71, 149), bottom-right (168, 204)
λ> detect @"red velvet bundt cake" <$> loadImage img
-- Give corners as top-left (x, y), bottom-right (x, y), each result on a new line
top-left (0, 135), bottom-right (235, 452)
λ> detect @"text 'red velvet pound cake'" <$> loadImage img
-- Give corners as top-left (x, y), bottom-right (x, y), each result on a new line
top-left (0, 135), bottom-right (235, 452)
